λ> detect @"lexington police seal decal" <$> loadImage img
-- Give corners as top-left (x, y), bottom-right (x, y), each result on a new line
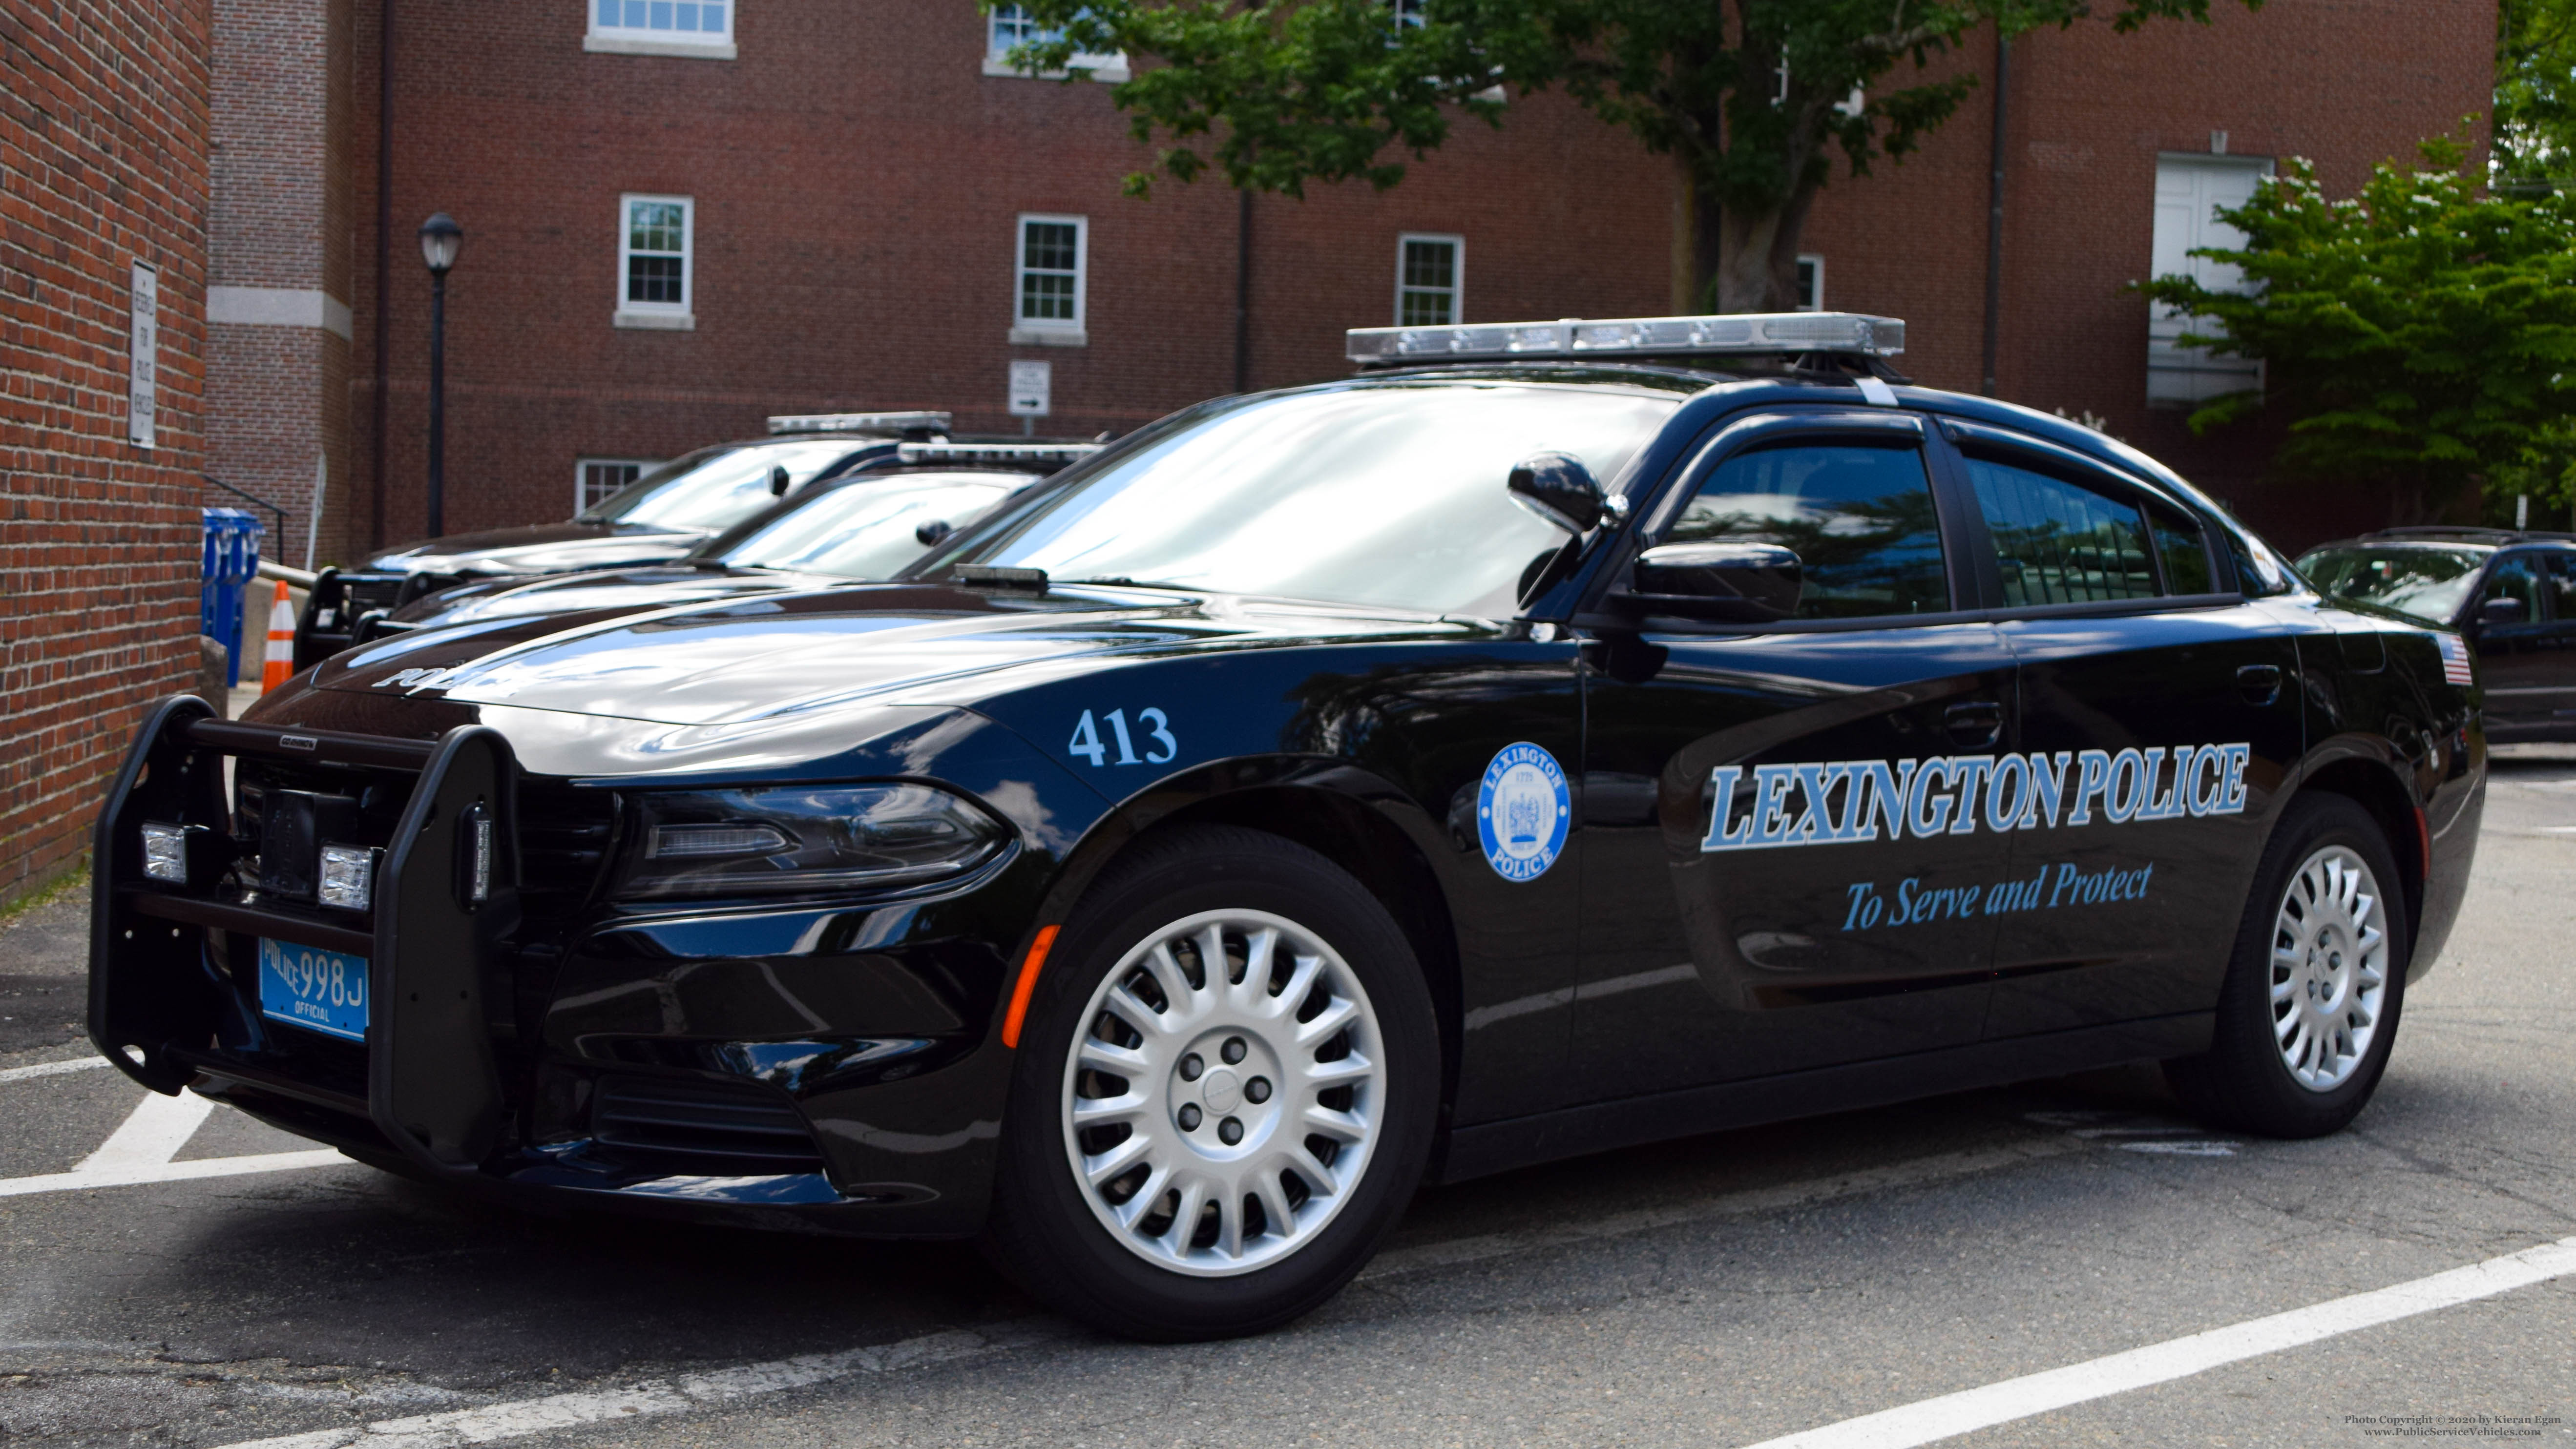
top-left (1478, 742), bottom-right (1571, 882)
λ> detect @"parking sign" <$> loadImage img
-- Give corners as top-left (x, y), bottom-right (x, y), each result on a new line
top-left (1008, 360), bottom-right (1051, 417)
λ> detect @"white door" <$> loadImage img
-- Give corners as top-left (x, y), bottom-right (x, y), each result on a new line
top-left (2148, 154), bottom-right (2271, 406)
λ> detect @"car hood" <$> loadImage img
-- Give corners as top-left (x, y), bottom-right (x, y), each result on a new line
top-left (367, 522), bottom-right (709, 577)
top-left (297, 582), bottom-right (1470, 728)
top-left (389, 566), bottom-right (831, 628)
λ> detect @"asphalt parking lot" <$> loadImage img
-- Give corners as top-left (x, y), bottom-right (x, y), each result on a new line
top-left (4, 755), bottom-right (2572, 1449)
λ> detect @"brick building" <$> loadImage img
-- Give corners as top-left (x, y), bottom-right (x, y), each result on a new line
top-left (1, 0), bottom-right (212, 905)
top-left (209, 0), bottom-right (2491, 567)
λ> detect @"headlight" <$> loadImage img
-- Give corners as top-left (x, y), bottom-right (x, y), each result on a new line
top-left (613, 784), bottom-right (1010, 900)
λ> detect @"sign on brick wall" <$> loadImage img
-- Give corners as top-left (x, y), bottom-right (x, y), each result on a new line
top-left (128, 262), bottom-right (157, 450)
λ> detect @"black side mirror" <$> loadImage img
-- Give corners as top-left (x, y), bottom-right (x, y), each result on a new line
top-left (1508, 452), bottom-right (1607, 534)
top-left (1622, 541), bottom-right (1803, 621)
top-left (2480, 595), bottom-right (2528, 626)
top-left (915, 518), bottom-right (954, 546)
top-left (770, 465), bottom-right (792, 497)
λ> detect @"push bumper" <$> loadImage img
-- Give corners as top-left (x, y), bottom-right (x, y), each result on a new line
top-left (87, 696), bottom-right (1002, 1235)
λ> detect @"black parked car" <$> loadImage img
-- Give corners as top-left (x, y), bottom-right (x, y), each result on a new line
top-left (296, 412), bottom-right (962, 666)
top-left (2297, 526), bottom-right (2576, 742)
top-left (95, 311), bottom-right (2481, 1342)
top-left (370, 445), bottom-right (1091, 639)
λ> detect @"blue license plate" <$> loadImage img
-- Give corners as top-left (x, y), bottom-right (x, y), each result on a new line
top-left (259, 939), bottom-right (370, 1041)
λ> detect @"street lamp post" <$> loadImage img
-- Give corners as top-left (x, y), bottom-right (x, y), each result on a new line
top-left (418, 213), bottom-right (463, 538)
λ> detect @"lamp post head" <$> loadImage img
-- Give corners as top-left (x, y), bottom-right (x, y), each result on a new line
top-left (418, 212), bottom-right (463, 276)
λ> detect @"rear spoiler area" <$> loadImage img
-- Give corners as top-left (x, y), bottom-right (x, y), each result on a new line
top-left (90, 696), bottom-right (522, 1178)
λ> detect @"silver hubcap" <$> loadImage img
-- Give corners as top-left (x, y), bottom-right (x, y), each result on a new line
top-left (2269, 845), bottom-right (2388, 1093)
top-left (1060, 909), bottom-right (1384, 1278)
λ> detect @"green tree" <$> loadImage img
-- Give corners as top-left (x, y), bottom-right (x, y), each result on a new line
top-left (2497, 0), bottom-right (2576, 189)
top-left (2138, 136), bottom-right (2576, 523)
top-left (1000, 0), bottom-right (2256, 312)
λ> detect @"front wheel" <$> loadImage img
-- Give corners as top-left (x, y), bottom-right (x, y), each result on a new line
top-left (2166, 793), bottom-right (2410, 1138)
top-left (982, 826), bottom-right (1439, 1340)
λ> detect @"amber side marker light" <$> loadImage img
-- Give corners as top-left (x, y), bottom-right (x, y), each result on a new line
top-left (1002, 924), bottom-right (1062, 1048)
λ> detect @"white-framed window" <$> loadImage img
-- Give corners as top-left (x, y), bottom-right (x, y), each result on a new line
top-left (984, 5), bottom-right (1129, 80)
top-left (2148, 152), bottom-right (2271, 406)
top-left (615, 194), bottom-right (694, 330)
top-left (577, 457), bottom-right (662, 513)
top-left (587, 0), bottom-right (734, 58)
top-left (1795, 253), bottom-right (1823, 311)
top-left (1395, 233), bottom-right (1462, 326)
top-left (1011, 214), bottom-right (1088, 344)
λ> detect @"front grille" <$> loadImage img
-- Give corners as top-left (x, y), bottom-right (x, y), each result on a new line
top-left (591, 1075), bottom-right (826, 1172)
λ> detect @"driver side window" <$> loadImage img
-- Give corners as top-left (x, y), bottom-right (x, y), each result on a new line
top-left (1668, 441), bottom-right (1948, 619)
top-left (2485, 556), bottom-right (2543, 623)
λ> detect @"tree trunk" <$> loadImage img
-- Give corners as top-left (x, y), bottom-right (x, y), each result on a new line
top-left (1711, 178), bottom-right (1821, 313)
top-left (1673, 157), bottom-right (1722, 311)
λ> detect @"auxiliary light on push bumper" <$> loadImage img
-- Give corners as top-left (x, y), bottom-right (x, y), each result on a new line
top-left (90, 694), bottom-right (522, 1177)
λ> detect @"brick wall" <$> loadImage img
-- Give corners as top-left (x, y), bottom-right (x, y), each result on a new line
top-left (1802, 0), bottom-right (2496, 550)
top-left (343, 0), bottom-right (1671, 547)
top-left (327, 0), bottom-right (2488, 556)
top-left (0, 0), bottom-right (213, 904)
top-left (207, 0), bottom-right (352, 568)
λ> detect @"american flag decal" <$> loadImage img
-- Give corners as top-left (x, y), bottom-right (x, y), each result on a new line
top-left (2438, 634), bottom-right (2475, 686)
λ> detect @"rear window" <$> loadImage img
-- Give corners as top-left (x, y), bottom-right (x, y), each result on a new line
top-left (2294, 545), bottom-right (2484, 624)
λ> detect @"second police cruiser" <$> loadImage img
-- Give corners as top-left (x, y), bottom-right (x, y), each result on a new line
top-left (91, 312), bottom-right (2481, 1341)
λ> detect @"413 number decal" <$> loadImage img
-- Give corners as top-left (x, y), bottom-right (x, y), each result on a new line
top-left (1068, 707), bottom-right (1176, 767)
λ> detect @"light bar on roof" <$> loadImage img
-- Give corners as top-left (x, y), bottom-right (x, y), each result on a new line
top-left (895, 441), bottom-right (1102, 466)
top-left (765, 411), bottom-right (954, 435)
top-left (1345, 312), bottom-right (1906, 365)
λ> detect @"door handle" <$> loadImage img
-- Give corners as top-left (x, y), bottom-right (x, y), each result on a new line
top-left (2237, 663), bottom-right (2283, 706)
top-left (1943, 700), bottom-right (2003, 749)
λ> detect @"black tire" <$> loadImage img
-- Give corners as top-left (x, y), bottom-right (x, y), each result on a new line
top-left (982, 824), bottom-right (1439, 1341)
top-left (2165, 793), bottom-right (2409, 1138)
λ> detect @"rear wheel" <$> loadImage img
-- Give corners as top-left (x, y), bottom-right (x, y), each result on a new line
top-left (983, 826), bottom-right (1438, 1340)
top-left (2166, 794), bottom-right (2409, 1138)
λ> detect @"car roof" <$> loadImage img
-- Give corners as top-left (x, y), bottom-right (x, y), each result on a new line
top-left (2301, 529), bottom-right (2576, 556)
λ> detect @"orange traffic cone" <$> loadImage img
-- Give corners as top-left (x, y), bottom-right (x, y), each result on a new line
top-left (259, 580), bottom-right (296, 693)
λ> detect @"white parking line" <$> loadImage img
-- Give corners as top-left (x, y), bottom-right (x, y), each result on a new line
top-left (1738, 1233), bottom-right (2576, 1449)
top-left (210, 1321), bottom-right (1053, 1449)
top-left (0, 1055), bottom-right (112, 1085)
top-left (0, 1087), bottom-right (345, 1199)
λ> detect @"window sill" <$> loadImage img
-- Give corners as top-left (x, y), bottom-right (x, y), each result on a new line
top-left (615, 309), bottom-right (696, 331)
top-left (1009, 327), bottom-right (1087, 347)
top-left (586, 33), bottom-right (736, 59)
top-left (983, 53), bottom-right (1130, 82)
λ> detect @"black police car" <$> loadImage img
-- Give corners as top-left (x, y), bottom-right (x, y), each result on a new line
top-left (368, 444), bottom-right (1092, 639)
top-left (2297, 526), bottom-right (2576, 742)
top-left (93, 312), bottom-right (2481, 1341)
top-left (293, 412), bottom-right (956, 667)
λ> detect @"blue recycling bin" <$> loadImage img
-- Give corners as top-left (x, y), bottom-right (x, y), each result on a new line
top-left (201, 508), bottom-right (265, 686)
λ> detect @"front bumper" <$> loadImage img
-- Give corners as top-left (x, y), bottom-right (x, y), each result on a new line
top-left (89, 697), bottom-right (1017, 1236)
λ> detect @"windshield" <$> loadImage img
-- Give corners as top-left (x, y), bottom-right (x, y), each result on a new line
top-left (919, 382), bottom-right (1679, 617)
top-left (716, 472), bottom-right (1030, 579)
top-left (2294, 545), bottom-right (2485, 623)
top-left (578, 439), bottom-right (868, 530)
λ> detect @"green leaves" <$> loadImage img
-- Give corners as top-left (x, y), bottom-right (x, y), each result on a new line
top-left (994, 0), bottom-right (2251, 308)
top-left (2137, 135), bottom-right (2576, 517)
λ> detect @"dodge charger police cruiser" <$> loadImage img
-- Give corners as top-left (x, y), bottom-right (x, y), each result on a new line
top-left (92, 312), bottom-right (2482, 1341)
top-left (366, 443), bottom-right (1094, 638)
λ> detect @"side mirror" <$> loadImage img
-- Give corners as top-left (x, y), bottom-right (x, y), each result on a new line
top-left (769, 465), bottom-right (792, 497)
top-left (915, 518), bottom-right (954, 546)
top-left (1622, 541), bottom-right (1803, 621)
top-left (1508, 452), bottom-right (1607, 534)
top-left (2480, 595), bottom-right (2528, 626)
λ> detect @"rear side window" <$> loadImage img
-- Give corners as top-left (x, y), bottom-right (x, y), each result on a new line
top-left (1965, 457), bottom-right (2157, 604)
top-left (1669, 441), bottom-right (1949, 619)
top-left (2147, 501), bottom-right (2214, 594)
